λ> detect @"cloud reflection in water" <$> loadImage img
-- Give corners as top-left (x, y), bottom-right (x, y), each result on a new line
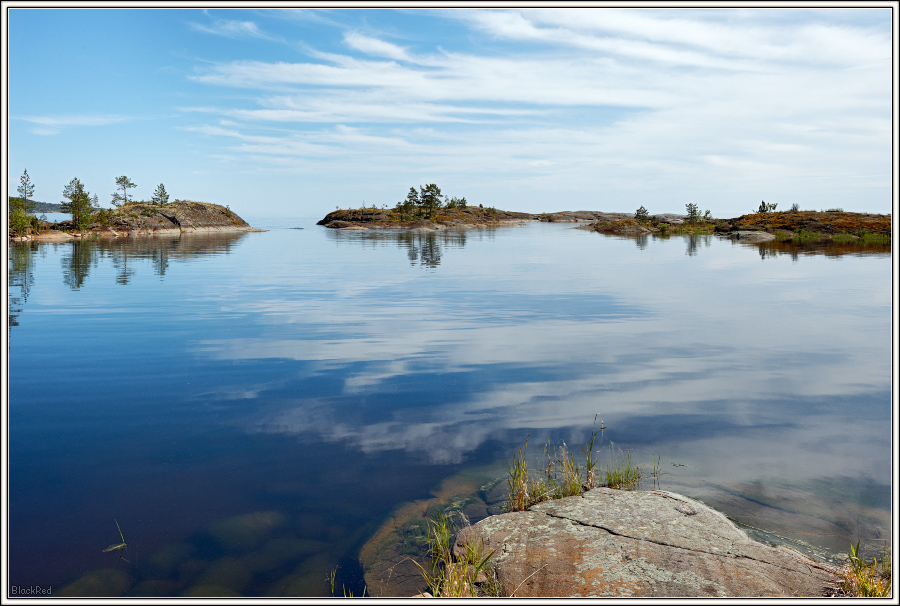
top-left (193, 226), bottom-right (889, 499)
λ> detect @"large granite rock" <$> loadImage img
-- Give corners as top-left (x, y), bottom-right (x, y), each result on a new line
top-left (462, 488), bottom-right (838, 598)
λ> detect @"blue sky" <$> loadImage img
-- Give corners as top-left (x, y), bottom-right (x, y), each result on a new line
top-left (5, 7), bottom-right (894, 218)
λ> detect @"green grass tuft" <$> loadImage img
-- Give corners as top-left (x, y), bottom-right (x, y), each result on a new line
top-left (600, 444), bottom-right (642, 490)
top-left (837, 541), bottom-right (891, 597)
top-left (411, 510), bottom-right (498, 597)
top-left (504, 417), bottom-right (644, 513)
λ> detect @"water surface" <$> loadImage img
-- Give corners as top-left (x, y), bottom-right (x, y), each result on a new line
top-left (7, 220), bottom-right (892, 596)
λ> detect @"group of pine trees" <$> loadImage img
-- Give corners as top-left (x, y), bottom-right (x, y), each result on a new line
top-left (633, 202), bottom-right (711, 224)
top-left (393, 183), bottom-right (468, 219)
top-left (8, 169), bottom-right (172, 233)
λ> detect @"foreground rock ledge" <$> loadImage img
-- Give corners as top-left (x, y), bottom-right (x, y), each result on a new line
top-left (460, 488), bottom-right (838, 598)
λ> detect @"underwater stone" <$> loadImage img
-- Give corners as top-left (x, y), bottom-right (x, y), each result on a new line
top-left (203, 510), bottom-right (287, 552)
top-left (138, 541), bottom-right (196, 579)
top-left (58, 568), bottom-right (132, 597)
top-left (127, 579), bottom-right (181, 597)
top-left (242, 537), bottom-right (327, 575)
top-left (181, 583), bottom-right (240, 597)
top-left (193, 556), bottom-right (253, 593)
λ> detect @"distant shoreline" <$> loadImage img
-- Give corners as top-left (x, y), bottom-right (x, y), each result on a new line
top-left (317, 207), bottom-right (891, 242)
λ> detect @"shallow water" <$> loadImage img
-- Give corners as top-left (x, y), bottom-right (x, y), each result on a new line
top-left (7, 220), bottom-right (892, 596)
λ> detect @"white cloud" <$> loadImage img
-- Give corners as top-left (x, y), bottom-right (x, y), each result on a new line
top-left (205, 97), bottom-right (536, 125)
top-left (343, 31), bottom-right (414, 62)
top-left (181, 8), bottom-right (890, 213)
top-left (466, 8), bottom-right (890, 68)
top-left (17, 114), bottom-right (132, 136)
top-left (190, 52), bottom-right (673, 109)
top-left (19, 114), bottom-right (131, 127)
top-left (188, 17), bottom-right (276, 41)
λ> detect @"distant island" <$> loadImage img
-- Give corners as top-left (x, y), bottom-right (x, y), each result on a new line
top-left (317, 187), bottom-right (891, 244)
top-left (10, 200), bottom-right (262, 241)
top-left (8, 198), bottom-right (65, 213)
top-left (318, 206), bottom-right (890, 241)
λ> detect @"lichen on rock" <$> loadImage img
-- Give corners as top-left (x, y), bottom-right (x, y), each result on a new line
top-left (467, 488), bottom-right (839, 598)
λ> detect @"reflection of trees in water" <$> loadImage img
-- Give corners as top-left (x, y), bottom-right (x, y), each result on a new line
top-left (62, 240), bottom-right (98, 290)
top-left (397, 231), bottom-right (467, 268)
top-left (9, 234), bottom-right (247, 332)
top-left (95, 240), bottom-right (175, 284)
top-left (609, 231), bottom-right (888, 262)
top-left (112, 246), bottom-right (137, 285)
top-left (755, 240), bottom-right (891, 261)
top-left (685, 235), bottom-right (698, 257)
top-left (617, 229), bottom-right (890, 260)
top-left (8, 242), bottom-right (40, 332)
top-left (684, 234), bottom-right (713, 257)
top-left (13, 231), bottom-right (247, 293)
top-left (91, 232), bottom-right (247, 286)
top-left (328, 228), bottom-right (483, 269)
top-left (616, 232), bottom-right (712, 256)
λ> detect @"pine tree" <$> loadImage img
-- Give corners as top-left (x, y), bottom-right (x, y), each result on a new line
top-left (685, 203), bottom-right (701, 224)
top-left (61, 177), bottom-right (94, 230)
top-left (16, 169), bottom-right (35, 214)
top-left (395, 186), bottom-right (419, 218)
top-left (111, 175), bottom-right (137, 207)
top-left (9, 169), bottom-right (35, 234)
top-left (151, 183), bottom-right (169, 206)
top-left (446, 196), bottom-right (467, 209)
top-left (419, 183), bottom-right (443, 219)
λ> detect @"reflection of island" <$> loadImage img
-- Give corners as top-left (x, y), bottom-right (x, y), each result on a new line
top-left (602, 232), bottom-right (714, 257)
top-left (8, 232), bottom-right (250, 329)
top-left (600, 231), bottom-right (889, 260)
top-left (326, 228), bottom-right (488, 269)
top-left (61, 232), bottom-right (249, 287)
top-left (8, 242), bottom-right (36, 332)
top-left (752, 239), bottom-right (891, 260)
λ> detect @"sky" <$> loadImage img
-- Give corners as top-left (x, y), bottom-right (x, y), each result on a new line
top-left (3, 6), bottom-right (896, 219)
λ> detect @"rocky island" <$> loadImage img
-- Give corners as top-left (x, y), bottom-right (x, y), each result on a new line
top-left (11, 200), bottom-right (263, 241)
top-left (318, 204), bottom-right (891, 245)
top-left (316, 185), bottom-right (890, 243)
top-left (317, 205), bottom-right (535, 231)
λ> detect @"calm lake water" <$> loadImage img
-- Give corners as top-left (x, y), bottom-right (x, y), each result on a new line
top-left (7, 219), bottom-right (893, 597)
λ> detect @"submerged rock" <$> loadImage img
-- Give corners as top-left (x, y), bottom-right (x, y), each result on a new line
top-left (58, 568), bottom-right (132, 597)
top-left (138, 541), bottom-right (195, 579)
top-left (467, 488), bottom-right (839, 598)
top-left (181, 583), bottom-right (241, 597)
top-left (266, 552), bottom-right (337, 596)
top-left (203, 510), bottom-right (287, 552)
top-left (127, 579), bottom-right (182, 597)
top-left (192, 556), bottom-right (253, 594)
top-left (241, 537), bottom-right (327, 574)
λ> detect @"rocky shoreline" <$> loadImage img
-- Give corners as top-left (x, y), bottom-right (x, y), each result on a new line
top-left (10, 201), bottom-right (264, 242)
top-left (317, 207), bottom-right (891, 242)
top-left (359, 469), bottom-right (846, 598)
top-left (317, 206), bottom-right (535, 231)
top-left (455, 488), bottom-right (840, 598)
